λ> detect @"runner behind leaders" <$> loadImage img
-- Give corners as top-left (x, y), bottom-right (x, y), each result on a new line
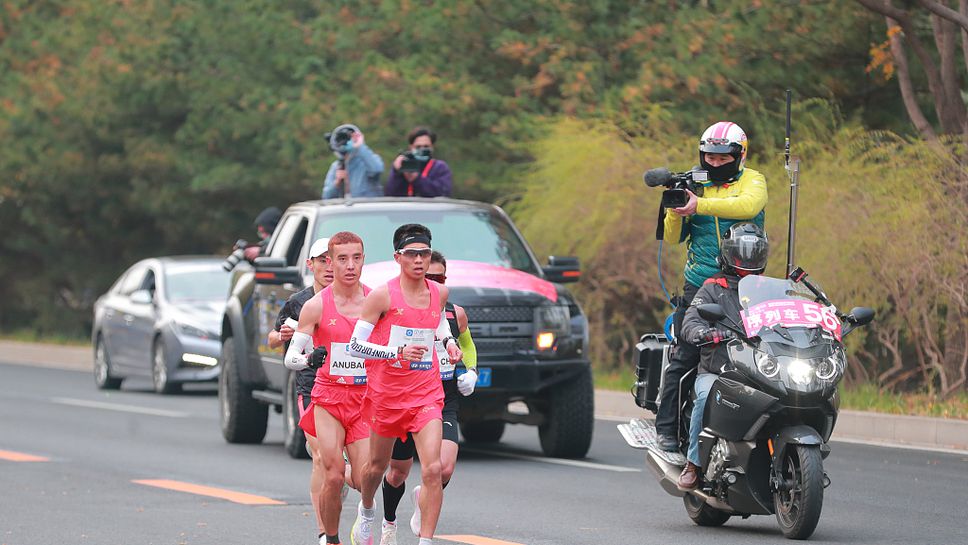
top-left (348, 224), bottom-right (462, 545)
top-left (285, 232), bottom-right (372, 545)
top-left (380, 250), bottom-right (479, 544)
top-left (267, 237), bottom-right (332, 543)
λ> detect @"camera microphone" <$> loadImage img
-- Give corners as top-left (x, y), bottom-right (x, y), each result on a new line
top-left (644, 167), bottom-right (672, 188)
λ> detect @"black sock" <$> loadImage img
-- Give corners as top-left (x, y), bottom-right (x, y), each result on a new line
top-left (382, 476), bottom-right (406, 522)
top-left (326, 534), bottom-right (340, 544)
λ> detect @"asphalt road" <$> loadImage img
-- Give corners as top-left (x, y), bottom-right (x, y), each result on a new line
top-left (2, 362), bottom-right (967, 545)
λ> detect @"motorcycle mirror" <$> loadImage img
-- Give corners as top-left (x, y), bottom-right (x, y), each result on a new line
top-left (847, 307), bottom-right (875, 326)
top-left (697, 303), bottom-right (726, 323)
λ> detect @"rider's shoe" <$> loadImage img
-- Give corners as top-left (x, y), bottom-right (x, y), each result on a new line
top-left (656, 433), bottom-right (679, 452)
top-left (379, 520), bottom-right (397, 545)
top-left (677, 462), bottom-right (700, 491)
top-left (409, 485), bottom-right (422, 537)
top-left (351, 500), bottom-right (373, 545)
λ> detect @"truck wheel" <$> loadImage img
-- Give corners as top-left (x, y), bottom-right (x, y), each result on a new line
top-left (284, 370), bottom-right (310, 459)
top-left (219, 337), bottom-right (268, 444)
top-left (460, 420), bottom-right (506, 443)
top-left (538, 367), bottom-right (594, 458)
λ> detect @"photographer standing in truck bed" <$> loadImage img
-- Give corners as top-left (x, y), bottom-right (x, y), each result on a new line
top-left (385, 127), bottom-right (453, 197)
top-left (321, 124), bottom-right (385, 199)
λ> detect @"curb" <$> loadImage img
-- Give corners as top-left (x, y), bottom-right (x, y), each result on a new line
top-left (595, 386), bottom-right (968, 453)
top-left (1, 340), bottom-right (966, 453)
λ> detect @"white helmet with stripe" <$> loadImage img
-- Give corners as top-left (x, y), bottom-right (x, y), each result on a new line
top-left (699, 121), bottom-right (748, 182)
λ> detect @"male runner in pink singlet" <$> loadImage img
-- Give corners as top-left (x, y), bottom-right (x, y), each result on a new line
top-left (348, 224), bottom-right (462, 545)
top-left (286, 231), bottom-right (371, 545)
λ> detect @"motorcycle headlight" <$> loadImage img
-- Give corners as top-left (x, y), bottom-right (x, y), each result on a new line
top-left (754, 349), bottom-right (780, 378)
top-left (787, 358), bottom-right (815, 386)
top-left (816, 348), bottom-right (845, 381)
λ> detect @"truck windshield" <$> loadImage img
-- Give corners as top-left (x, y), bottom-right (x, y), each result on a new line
top-left (314, 208), bottom-right (540, 274)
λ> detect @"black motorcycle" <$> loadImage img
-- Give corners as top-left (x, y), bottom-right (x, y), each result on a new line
top-left (618, 272), bottom-right (874, 539)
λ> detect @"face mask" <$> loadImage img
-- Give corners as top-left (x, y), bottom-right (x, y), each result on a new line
top-left (700, 154), bottom-right (741, 183)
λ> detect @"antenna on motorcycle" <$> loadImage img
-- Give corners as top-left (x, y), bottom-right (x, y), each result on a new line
top-left (785, 89), bottom-right (801, 279)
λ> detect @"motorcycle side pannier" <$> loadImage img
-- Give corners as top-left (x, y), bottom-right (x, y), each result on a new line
top-left (632, 333), bottom-right (670, 413)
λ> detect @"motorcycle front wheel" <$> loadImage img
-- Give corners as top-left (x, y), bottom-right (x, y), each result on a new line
top-left (683, 492), bottom-right (731, 527)
top-left (774, 444), bottom-right (824, 540)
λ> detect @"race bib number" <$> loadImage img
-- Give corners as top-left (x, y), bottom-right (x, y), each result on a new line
top-left (329, 342), bottom-right (367, 384)
top-left (436, 340), bottom-right (455, 380)
top-left (388, 325), bottom-right (435, 370)
top-left (741, 300), bottom-right (841, 340)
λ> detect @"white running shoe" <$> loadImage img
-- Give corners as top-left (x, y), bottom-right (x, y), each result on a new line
top-left (379, 520), bottom-right (397, 545)
top-left (409, 485), bottom-right (422, 537)
top-left (351, 500), bottom-right (373, 545)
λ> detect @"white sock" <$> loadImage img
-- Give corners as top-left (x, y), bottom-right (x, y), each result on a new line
top-left (361, 505), bottom-right (375, 519)
top-left (383, 519), bottom-right (395, 527)
top-left (418, 539), bottom-right (433, 545)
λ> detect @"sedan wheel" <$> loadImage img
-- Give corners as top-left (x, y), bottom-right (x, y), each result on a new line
top-left (94, 335), bottom-right (122, 390)
top-left (152, 338), bottom-right (181, 394)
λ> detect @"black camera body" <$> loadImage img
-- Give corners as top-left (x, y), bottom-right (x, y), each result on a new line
top-left (324, 124), bottom-right (361, 158)
top-left (643, 168), bottom-right (708, 208)
top-left (222, 239), bottom-right (250, 272)
top-left (399, 147), bottom-right (432, 173)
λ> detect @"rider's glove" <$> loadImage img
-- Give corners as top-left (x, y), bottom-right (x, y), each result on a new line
top-left (692, 327), bottom-right (735, 346)
top-left (457, 369), bottom-right (478, 396)
top-left (307, 346), bottom-right (328, 371)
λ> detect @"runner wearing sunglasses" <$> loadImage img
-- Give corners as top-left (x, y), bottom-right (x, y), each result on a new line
top-left (348, 224), bottom-right (462, 545)
top-left (378, 250), bottom-right (478, 545)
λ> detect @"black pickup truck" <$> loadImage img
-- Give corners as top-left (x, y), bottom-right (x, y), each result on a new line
top-left (218, 198), bottom-right (594, 458)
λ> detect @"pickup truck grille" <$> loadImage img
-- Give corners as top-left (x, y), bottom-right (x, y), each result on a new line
top-left (463, 306), bottom-right (533, 323)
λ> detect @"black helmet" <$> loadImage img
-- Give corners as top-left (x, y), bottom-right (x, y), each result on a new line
top-left (719, 222), bottom-right (768, 275)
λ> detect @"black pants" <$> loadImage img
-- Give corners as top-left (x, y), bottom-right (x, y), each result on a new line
top-left (655, 281), bottom-right (701, 437)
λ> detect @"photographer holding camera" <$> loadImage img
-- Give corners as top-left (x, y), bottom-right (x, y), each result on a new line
top-left (321, 124), bottom-right (385, 199)
top-left (385, 127), bottom-right (453, 198)
top-left (651, 121), bottom-right (767, 453)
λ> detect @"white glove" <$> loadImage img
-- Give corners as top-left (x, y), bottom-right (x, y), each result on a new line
top-left (457, 369), bottom-right (478, 396)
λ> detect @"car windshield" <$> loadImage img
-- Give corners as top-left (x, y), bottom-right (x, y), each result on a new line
top-left (313, 207), bottom-right (540, 274)
top-left (165, 264), bottom-right (231, 302)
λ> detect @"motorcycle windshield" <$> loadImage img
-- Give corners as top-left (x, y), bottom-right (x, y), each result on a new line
top-left (738, 275), bottom-right (842, 341)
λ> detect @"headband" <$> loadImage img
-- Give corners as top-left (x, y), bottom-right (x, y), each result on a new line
top-left (395, 234), bottom-right (431, 250)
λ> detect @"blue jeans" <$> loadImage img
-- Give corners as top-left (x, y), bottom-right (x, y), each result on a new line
top-left (688, 373), bottom-right (718, 466)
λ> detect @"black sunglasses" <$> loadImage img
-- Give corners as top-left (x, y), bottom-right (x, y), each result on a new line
top-left (425, 273), bottom-right (447, 284)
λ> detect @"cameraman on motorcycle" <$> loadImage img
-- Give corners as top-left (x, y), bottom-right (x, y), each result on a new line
top-left (655, 121), bottom-right (768, 452)
top-left (677, 222), bottom-right (769, 490)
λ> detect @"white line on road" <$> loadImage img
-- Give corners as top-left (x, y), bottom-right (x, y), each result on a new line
top-left (462, 447), bottom-right (641, 473)
top-left (831, 436), bottom-right (968, 456)
top-left (51, 397), bottom-right (190, 418)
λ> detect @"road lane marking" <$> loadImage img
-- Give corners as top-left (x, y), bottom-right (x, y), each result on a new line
top-left (51, 397), bottom-right (190, 418)
top-left (0, 449), bottom-right (49, 462)
top-left (132, 479), bottom-right (285, 505)
top-left (439, 536), bottom-right (526, 545)
top-left (461, 447), bottom-right (640, 473)
top-left (832, 437), bottom-right (968, 456)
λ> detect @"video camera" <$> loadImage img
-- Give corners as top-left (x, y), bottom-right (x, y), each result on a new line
top-left (399, 147), bottom-right (433, 173)
top-left (222, 239), bottom-right (250, 272)
top-left (643, 167), bottom-right (708, 208)
top-left (324, 124), bottom-right (361, 158)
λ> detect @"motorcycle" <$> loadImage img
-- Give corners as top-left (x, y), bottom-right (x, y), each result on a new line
top-left (618, 271), bottom-right (874, 539)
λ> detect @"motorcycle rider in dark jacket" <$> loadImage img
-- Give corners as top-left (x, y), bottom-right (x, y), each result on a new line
top-left (677, 222), bottom-right (769, 490)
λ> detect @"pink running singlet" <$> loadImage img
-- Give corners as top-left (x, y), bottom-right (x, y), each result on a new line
top-left (364, 276), bottom-right (445, 409)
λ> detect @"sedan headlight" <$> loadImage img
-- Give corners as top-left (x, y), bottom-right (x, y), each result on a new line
top-left (534, 305), bottom-right (570, 352)
top-left (178, 323), bottom-right (214, 339)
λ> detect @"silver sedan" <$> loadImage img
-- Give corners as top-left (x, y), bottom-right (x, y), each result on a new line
top-left (92, 256), bottom-right (229, 393)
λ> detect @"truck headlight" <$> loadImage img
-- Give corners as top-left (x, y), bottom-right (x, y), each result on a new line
top-left (534, 305), bottom-right (570, 351)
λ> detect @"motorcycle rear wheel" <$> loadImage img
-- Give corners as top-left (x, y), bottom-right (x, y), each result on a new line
top-left (774, 444), bottom-right (824, 540)
top-left (683, 492), bottom-right (731, 527)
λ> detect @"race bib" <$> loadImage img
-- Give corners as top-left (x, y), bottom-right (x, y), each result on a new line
top-left (436, 340), bottom-right (455, 380)
top-left (329, 342), bottom-right (367, 384)
top-left (388, 325), bottom-right (435, 370)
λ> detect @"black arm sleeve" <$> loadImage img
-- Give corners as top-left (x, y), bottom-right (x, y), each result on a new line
top-left (681, 284), bottom-right (716, 344)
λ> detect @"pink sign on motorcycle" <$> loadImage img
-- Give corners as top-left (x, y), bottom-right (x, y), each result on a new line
top-left (741, 299), bottom-right (842, 341)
